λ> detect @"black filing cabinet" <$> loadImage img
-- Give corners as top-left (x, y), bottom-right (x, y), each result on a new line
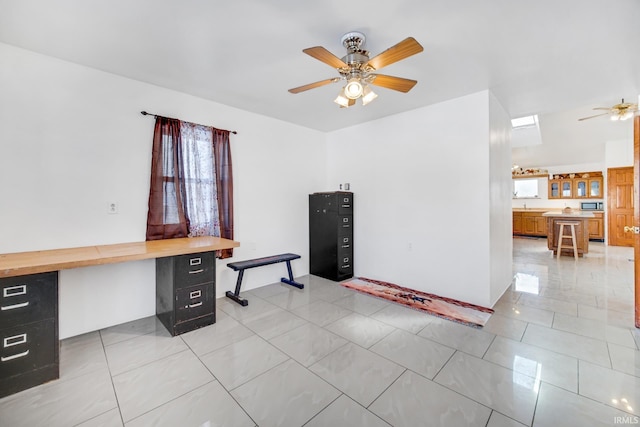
top-left (156, 251), bottom-right (216, 336)
top-left (309, 191), bottom-right (354, 281)
top-left (0, 272), bottom-right (59, 398)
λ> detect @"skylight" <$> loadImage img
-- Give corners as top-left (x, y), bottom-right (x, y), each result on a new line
top-left (511, 115), bottom-right (538, 128)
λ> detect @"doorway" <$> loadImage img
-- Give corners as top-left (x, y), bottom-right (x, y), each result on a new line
top-left (608, 166), bottom-right (635, 247)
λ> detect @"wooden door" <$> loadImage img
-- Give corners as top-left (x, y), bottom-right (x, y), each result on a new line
top-left (634, 116), bottom-right (640, 328)
top-left (608, 166), bottom-right (635, 247)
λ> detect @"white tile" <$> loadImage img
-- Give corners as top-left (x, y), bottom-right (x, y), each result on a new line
top-left (291, 299), bottom-right (352, 326)
top-left (369, 370), bottom-right (492, 427)
top-left (309, 342), bottom-right (405, 407)
top-left (487, 411), bottom-right (527, 427)
top-left (305, 395), bottom-right (391, 427)
top-left (217, 294), bottom-right (281, 323)
top-left (0, 368), bottom-right (117, 427)
top-left (180, 315), bottom-right (254, 356)
top-left (200, 334), bottom-right (289, 389)
top-left (518, 293), bottom-right (578, 316)
top-left (112, 349), bottom-right (214, 422)
top-left (243, 308), bottom-right (308, 339)
top-left (553, 312), bottom-right (636, 348)
top-left (370, 303), bottom-right (433, 333)
top-left (104, 327), bottom-right (188, 375)
top-left (579, 360), bottom-right (640, 416)
top-left (482, 313), bottom-right (528, 341)
top-left (325, 312), bottom-right (395, 348)
top-left (265, 287), bottom-right (323, 310)
top-left (370, 329), bottom-right (455, 379)
top-left (270, 323), bottom-right (347, 367)
top-left (434, 352), bottom-right (539, 425)
top-left (609, 343), bottom-right (640, 377)
top-left (492, 301), bottom-right (554, 327)
top-left (418, 318), bottom-right (495, 358)
top-left (522, 323), bottom-right (611, 367)
top-left (333, 292), bottom-right (390, 316)
top-left (60, 331), bottom-right (108, 380)
top-left (100, 316), bottom-right (165, 346)
top-left (77, 409), bottom-right (123, 427)
top-left (483, 336), bottom-right (578, 392)
top-left (126, 381), bottom-right (254, 427)
top-left (231, 359), bottom-right (340, 427)
top-left (534, 382), bottom-right (633, 427)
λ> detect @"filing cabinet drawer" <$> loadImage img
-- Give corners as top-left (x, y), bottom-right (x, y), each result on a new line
top-left (0, 319), bottom-right (57, 379)
top-left (338, 194), bottom-right (353, 215)
top-left (175, 283), bottom-right (214, 323)
top-left (0, 272), bottom-right (57, 326)
top-left (338, 215), bottom-right (352, 230)
top-left (174, 252), bottom-right (215, 287)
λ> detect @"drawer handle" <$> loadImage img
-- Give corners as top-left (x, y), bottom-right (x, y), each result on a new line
top-left (1, 302), bottom-right (29, 311)
top-left (190, 258), bottom-right (202, 266)
top-left (341, 244), bottom-right (350, 249)
top-left (188, 302), bottom-right (203, 308)
top-left (4, 333), bottom-right (27, 348)
top-left (3, 285), bottom-right (26, 298)
top-left (188, 269), bottom-right (204, 274)
top-left (1, 350), bottom-right (29, 362)
top-left (189, 290), bottom-right (202, 299)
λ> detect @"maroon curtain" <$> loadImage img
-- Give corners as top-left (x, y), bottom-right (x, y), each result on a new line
top-left (213, 129), bottom-right (234, 258)
top-left (146, 118), bottom-right (189, 240)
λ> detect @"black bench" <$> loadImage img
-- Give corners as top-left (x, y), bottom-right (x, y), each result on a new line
top-left (225, 253), bottom-right (304, 306)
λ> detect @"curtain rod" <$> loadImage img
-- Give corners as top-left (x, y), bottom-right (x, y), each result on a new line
top-left (140, 111), bottom-right (237, 134)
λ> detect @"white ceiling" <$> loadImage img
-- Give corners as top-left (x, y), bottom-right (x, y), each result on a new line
top-left (1, 0), bottom-right (638, 158)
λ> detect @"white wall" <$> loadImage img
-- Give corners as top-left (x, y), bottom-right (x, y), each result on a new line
top-left (0, 43), bottom-right (326, 338)
top-left (488, 93), bottom-right (514, 306)
top-left (325, 91), bottom-right (511, 307)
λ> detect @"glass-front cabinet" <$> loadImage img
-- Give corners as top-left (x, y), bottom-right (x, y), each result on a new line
top-left (548, 172), bottom-right (602, 199)
top-left (589, 177), bottom-right (602, 198)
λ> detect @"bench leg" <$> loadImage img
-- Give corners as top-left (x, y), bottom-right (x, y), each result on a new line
top-left (226, 269), bottom-right (249, 306)
top-left (281, 260), bottom-right (304, 289)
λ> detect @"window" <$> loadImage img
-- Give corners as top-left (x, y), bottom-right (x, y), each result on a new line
top-left (511, 115), bottom-right (538, 129)
top-left (513, 179), bottom-right (539, 198)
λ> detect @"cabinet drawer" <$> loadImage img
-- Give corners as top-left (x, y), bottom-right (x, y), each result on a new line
top-left (175, 283), bottom-right (214, 323)
top-left (0, 272), bottom-right (57, 325)
top-left (337, 234), bottom-right (352, 251)
top-left (0, 319), bottom-right (57, 379)
top-left (338, 194), bottom-right (353, 215)
top-left (338, 215), bottom-right (352, 230)
top-left (174, 252), bottom-right (215, 287)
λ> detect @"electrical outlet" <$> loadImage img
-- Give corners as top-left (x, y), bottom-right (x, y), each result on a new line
top-left (107, 202), bottom-right (118, 214)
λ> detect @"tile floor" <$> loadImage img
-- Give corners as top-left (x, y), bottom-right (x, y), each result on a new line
top-left (1, 238), bottom-right (640, 426)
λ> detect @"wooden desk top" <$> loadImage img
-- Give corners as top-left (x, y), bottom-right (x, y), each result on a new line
top-left (0, 236), bottom-right (240, 278)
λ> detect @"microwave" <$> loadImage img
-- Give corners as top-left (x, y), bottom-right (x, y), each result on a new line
top-left (580, 201), bottom-right (603, 210)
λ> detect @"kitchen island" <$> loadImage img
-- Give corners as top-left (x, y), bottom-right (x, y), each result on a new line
top-left (542, 210), bottom-right (595, 257)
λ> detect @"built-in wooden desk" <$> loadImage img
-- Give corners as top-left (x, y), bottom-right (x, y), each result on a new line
top-left (0, 236), bottom-right (239, 398)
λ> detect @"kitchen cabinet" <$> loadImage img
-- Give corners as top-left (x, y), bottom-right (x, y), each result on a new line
top-left (548, 172), bottom-right (603, 199)
top-left (513, 211), bottom-right (547, 237)
top-left (588, 212), bottom-right (605, 241)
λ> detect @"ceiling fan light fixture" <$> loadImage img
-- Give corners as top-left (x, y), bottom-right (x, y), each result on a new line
top-left (344, 79), bottom-right (363, 99)
top-left (361, 85), bottom-right (378, 106)
top-left (334, 88), bottom-right (350, 108)
top-left (610, 114), bottom-right (620, 121)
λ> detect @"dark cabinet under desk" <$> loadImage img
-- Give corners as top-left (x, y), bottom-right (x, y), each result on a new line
top-left (309, 191), bottom-right (354, 282)
top-left (156, 251), bottom-right (216, 336)
top-left (0, 272), bottom-right (59, 398)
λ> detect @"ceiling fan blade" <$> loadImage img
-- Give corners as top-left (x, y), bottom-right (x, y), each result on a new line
top-left (302, 46), bottom-right (348, 69)
top-left (288, 78), bottom-right (339, 94)
top-left (578, 112), bottom-right (610, 121)
top-left (592, 107), bottom-right (613, 111)
top-left (365, 37), bottom-right (424, 70)
top-left (369, 74), bottom-right (418, 93)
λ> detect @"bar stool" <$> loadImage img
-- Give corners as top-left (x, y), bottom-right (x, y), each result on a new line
top-left (556, 221), bottom-right (579, 260)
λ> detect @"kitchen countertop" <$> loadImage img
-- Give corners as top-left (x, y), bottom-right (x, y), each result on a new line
top-left (541, 210), bottom-right (595, 218)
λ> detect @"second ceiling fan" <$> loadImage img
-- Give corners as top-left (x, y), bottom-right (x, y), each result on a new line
top-left (288, 31), bottom-right (424, 108)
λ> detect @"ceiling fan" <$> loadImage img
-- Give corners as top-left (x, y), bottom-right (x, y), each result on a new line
top-left (578, 98), bottom-right (638, 121)
top-left (288, 31), bottom-right (423, 108)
